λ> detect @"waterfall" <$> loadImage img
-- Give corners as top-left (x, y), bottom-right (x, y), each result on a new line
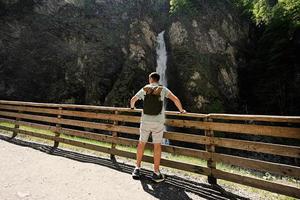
top-left (155, 30), bottom-right (169, 145)
top-left (156, 31), bottom-right (167, 87)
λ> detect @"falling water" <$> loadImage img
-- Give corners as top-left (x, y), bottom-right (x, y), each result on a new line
top-left (156, 31), bottom-right (167, 87)
top-left (155, 30), bottom-right (169, 145)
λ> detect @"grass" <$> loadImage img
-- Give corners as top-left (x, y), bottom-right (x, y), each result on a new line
top-left (0, 121), bottom-right (299, 200)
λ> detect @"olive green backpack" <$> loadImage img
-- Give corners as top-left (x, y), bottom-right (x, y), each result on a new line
top-left (143, 85), bottom-right (163, 115)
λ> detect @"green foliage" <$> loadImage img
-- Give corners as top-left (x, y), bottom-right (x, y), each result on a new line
top-left (252, 0), bottom-right (272, 23)
top-left (234, 0), bottom-right (300, 26)
top-left (274, 0), bottom-right (300, 25)
top-left (236, 0), bottom-right (300, 115)
top-left (170, 0), bottom-right (188, 13)
top-left (169, 0), bottom-right (200, 15)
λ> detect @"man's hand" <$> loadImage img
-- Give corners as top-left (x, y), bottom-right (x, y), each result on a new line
top-left (180, 109), bottom-right (187, 114)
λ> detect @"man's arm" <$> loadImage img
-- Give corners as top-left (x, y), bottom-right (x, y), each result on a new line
top-left (130, 87), bottom-right (145, 109)
top-left (130, 96), bottom-right (139, 109)
top-left (167, 91), bottom-right (186, 113)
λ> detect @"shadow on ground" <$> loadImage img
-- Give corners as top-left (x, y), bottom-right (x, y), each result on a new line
top-left (0, 134), bottom-right (250, 200)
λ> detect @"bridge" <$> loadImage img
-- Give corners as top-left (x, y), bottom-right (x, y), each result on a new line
top-left (0, 100), bottom-right (299, 199)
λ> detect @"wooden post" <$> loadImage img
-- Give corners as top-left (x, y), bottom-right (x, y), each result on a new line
top-left (12, 110), bottom-right (21, 138)
top-left (110, 110), bottom-right (118, 160)
top-left (205, 116), bottom-right (217, 184)
top-left (53, 107), bottom-right (62, 148)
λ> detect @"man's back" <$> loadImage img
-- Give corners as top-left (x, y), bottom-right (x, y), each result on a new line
top-left (143, 85), bottom-right (163, 115)
top-left (135, 82), bottom-right (170, 124)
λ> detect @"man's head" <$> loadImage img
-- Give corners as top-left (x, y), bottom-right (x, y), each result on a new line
top-left (148, 72), bottom-right (160, 84)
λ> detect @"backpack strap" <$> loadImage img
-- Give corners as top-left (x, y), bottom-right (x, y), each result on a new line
top-left (143, 86), bottom-right (163, 95)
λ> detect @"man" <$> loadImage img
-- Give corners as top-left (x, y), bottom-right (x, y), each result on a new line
top-left (130, 72), bottom-right (186, 182)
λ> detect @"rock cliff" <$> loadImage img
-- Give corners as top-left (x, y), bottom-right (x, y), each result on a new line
top-left (0, 0), bottom-right (249, 113)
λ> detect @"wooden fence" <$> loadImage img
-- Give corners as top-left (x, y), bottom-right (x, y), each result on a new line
top-left (0, 100), bottom-right (299, 198)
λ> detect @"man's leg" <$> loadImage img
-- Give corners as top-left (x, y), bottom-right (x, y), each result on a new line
top-left (153, 143), bottom-right (162, 173)
top-left (151, 123), bottom-right (165, 182)
top-left (136, 141), bottom-right (146, 168)
top-left (136, 122), bottom-right (150, 168)
top-left (132, 122), bottom-right (150, 179)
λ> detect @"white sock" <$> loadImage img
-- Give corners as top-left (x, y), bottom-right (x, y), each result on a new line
top-left (135, 166), bottom-right (140, 170)
top-left (154, 171), bottom-right (160, 175)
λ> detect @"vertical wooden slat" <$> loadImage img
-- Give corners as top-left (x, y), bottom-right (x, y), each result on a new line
top-left (110, 110), bottom-right (119, 160)
top-left (205, 117), bottom-right (217, 184)
top-left (53, 107), bottom-right (62, 147)
top-left (12, 110), bottom-right (22, 138)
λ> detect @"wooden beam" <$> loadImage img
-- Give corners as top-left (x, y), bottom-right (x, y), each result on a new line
top-left (0, 104), bottom-right (141, 123)
top-left (212, 169), bottom-right (300, 199)
top-left (163, 131), bottom-right (210, 145)
top-left (0, 110), bottom-right (139, 134)
top-left (209, 122), bottom-right (300, 139)
top-left (213, 153), bottom-right (300, 178)
top-left (165, 119), bottom-right (208, 129)
top-left (208, 113), bottom-right (300, 123)
top-left (213, 137), bottom-right (300, 158)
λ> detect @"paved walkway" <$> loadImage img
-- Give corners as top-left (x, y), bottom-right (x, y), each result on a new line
top-left (0, 135), bottom-right (248, 200)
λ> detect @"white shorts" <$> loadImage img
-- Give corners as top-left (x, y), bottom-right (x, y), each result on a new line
top-left (139, 121), bottom-right (164, 144)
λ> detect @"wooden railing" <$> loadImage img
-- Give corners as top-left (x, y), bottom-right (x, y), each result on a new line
top-left (0, 100), bottom-right (299, 198)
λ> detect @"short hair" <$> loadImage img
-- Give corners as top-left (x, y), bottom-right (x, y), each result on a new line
top-left (149, 72), bottom-right (160, 82)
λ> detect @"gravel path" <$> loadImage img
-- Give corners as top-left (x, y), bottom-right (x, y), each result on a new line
top-left (0, 139), bottom-right (209, 200)
top-left (0, 136), bottom-right (251, 200)
top-left (0, 139), bottom-right (166, 200)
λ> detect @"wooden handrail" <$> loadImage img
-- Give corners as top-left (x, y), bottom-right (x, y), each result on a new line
top-left (1, 100), bottom-right (299, 121)
top-left (208, 113), bottom-right (300, 123)
top-left (0, 100), bottom-right (299, 198)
